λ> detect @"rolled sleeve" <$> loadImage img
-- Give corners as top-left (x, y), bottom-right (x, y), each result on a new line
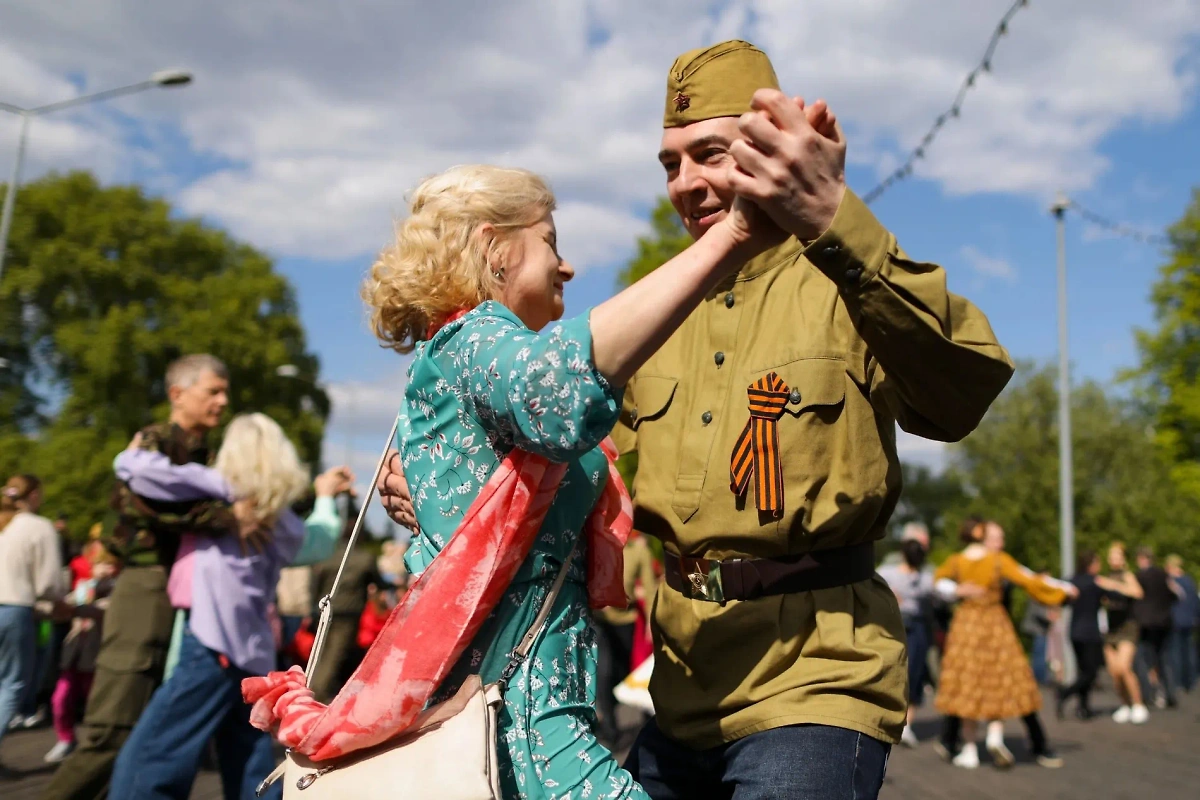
top-left (292, 496), bottom-right (341, 565)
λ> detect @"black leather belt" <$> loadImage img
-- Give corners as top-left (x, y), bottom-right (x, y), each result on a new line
top-left (663, 542), bottom-right (876, 604)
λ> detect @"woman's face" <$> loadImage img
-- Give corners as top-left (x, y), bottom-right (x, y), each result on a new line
top-left (983, 522), bottom-right (1005, 552)
top-left (498, 214), bottom-right (575, 332)
top-left (1108, 544), bottom-right (1127, 571)
top-left (25, 487), bottom-right (43, 514)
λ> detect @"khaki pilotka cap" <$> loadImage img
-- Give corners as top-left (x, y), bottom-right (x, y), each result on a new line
top-left (663, 39), bottom-right (780, 128)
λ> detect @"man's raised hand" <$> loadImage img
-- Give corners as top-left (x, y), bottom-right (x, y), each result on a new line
top-left (727, 89), bottom-right (847, 242)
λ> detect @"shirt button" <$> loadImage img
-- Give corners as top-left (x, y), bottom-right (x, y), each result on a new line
top-left (631, 408), bottom-right (638, 421)
top-left (701, 411), bottom-right (713, 425)
top-left (821, 244), bottom-right (841, 260)
top-left (844, 267), bottom-right (863, 284)
top-left (789, 389), bottom-right (802, 405)
top-left (714, 352), bottom-right (725, 367)
top-left (724, 292), bottom-right (735, 308)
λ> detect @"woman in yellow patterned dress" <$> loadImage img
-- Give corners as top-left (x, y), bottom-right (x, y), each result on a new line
top-left (934, 520), bottom-right (1076, 769)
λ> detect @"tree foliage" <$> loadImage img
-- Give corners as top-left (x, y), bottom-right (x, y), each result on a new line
top-left (1128, 188), bottom-right (1200, 499)
top-left (0, 172), bottom-right (328, 535)
top-left (889, 463), bottom-right (967, 553)
top-left (939, 361), bottom-right (1200, 573)
top-left (618, 197), bottom-right (691, 289)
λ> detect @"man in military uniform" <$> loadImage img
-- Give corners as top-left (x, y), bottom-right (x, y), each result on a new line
top-left (43, 354), bottom-right (256, 800)
top-left (379, 40), bottom-right (1013, 799)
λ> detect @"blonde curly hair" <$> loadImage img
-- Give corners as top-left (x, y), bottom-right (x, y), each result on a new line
top-left (363, 165), bottom-right (557, 354)
top-left (214, 413), bottom-right (310, 525)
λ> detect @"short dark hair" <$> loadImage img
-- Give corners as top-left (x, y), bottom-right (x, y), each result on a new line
top-left (901, 538), bottom-right (927, 570)
top-left (1136, 545), bottom-right (1155, 562)
top-left (1076, 549), bottom-right (1097, 575)
top-left (958, 516), bottom-right (984, 545)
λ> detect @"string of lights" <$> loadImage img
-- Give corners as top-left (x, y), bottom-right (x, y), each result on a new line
top-left (862, 0), bottom-right (1031, 206)
top-left (1065, 199), bottom-right (1170, 247)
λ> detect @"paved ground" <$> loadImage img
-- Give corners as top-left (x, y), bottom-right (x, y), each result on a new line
top-left (883, 687), bottom-right (1200, 800)
top-left (2, 687), bottom-right (1196, 798)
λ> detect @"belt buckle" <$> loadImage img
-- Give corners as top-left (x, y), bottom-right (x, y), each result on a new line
top-left (680, 556), bottom-right (725, 604)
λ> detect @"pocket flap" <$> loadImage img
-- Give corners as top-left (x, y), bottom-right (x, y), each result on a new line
top-left (630, 376), bottom-right (679, 428)
top-left (750, 357), bottom-right (845, 416)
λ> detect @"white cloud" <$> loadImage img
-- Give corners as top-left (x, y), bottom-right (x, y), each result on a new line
top-left (1, 0), bottom-right (1195, 269)
top-left (960, 244), bottom-right (1017, 282)
top-left (3, 0), bottom-right (1197, 482)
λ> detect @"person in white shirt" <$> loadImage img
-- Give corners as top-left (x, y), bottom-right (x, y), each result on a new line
top-left (0, 474), bottom-right (65, 760)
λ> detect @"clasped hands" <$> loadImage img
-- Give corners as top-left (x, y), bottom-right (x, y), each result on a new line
top-left (723, 90), bottom-right (849, 252)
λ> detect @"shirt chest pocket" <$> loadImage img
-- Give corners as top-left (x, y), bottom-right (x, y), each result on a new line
top-left (630, 376), bottom-right (679, 430)
top-left (752, 356), bottom-right (846, 419)
top-left (744, 356), bottom-right (848, 484)
top-left (627, 375), bottom-right (683, 506)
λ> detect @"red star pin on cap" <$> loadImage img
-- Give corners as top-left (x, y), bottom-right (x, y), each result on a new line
top-left (673, 91), bottom-right (690, 111)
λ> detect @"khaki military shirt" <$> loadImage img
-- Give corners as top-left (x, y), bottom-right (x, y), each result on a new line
top-left (611, 190), bottom-right (1014, 747)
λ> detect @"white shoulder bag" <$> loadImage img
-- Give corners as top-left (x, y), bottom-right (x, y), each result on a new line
top-left (257, 418), bottom-right (579, 798)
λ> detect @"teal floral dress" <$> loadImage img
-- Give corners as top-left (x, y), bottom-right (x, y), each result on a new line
top-left (398, 301), bottom-right (648, 800)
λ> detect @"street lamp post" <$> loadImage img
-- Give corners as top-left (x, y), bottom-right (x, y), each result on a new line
top-left (0, 69), bottom-right (193, 279)
top-left (1051, 193), bottom-right (1075, 579)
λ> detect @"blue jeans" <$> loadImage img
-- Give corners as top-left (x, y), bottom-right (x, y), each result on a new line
top-left (905, 620), bottom-right (930, 706)
top-left (1167, 627), bottom-right (1196, 693)
top-left (0, 605), bottom-right (35, 747)
top-left (1030, 633), bottom-right (1050, 686)
top-left (625, 717), bottom-right (890, 800)
top-left (110, 626), bottom-right (281, 800)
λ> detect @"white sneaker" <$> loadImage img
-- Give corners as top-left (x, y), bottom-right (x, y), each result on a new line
top-left (952, 743), bottom-right (980, 769)
top-left (6, 714), bottom-right (25, 731)
top-left (901, 725), bottom-right (919, 748)
top-left (987, 741), bottom-right (1015, 769)
top-left (21, 706), bottom-right (48, 729)
top-left (1130, 704), bottom-right (1150, 724)
top-left (1112, 705), bottom-right (1132, 724)
top-left (44, 741), bottom-right (75, 764)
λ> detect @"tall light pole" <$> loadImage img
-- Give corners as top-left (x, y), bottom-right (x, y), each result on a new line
top-left (0, 69), bottom-right (193, 279)
top-left (1051, 194), bottom-right (1075, 578)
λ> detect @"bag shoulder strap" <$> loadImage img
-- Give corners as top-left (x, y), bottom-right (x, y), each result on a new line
top-left (497, 534), bottom-right (581, 688)
top-left (306, 417), bottom-right (399, 681)
top-left (306, 415), bottom-right (583, 691)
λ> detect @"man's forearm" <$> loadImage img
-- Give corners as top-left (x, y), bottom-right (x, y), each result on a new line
top-left (803, 191), bottom-right (1014, 441)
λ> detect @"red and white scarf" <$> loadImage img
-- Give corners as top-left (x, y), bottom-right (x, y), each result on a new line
top-left (242, 315), bottom-right (632, 761)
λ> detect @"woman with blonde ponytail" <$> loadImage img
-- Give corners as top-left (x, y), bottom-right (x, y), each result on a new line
top-left (0, 474), bottom-right (65, 756)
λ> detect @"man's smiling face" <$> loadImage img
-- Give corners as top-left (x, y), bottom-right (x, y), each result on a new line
top-left (658, 116), bottom-right (743, 241)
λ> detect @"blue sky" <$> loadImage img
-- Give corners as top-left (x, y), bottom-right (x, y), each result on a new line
top-left (2, 0), bottom-right (1199, 496)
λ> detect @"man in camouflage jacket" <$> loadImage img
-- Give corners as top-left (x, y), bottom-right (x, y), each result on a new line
top-left (43, 355), bottom-right (252, 800)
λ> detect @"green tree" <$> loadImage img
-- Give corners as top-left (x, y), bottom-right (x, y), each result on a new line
top-left (1128, 188), bottom-right (1200, 499)
top-left (942, 361), bottom-right (1199, 574)
top-left (618, 197), bottom-right (691, 288)
top-left (0, 172), bottom-right (328, 533)
top-left (891, 462), bottom-right (967, 553)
